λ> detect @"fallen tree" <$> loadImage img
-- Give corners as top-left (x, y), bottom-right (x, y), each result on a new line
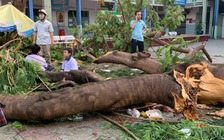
top-left (0, 0), bottom-right (222, 123)
top-left (0, 58), bottom-right (223, 121)
top-left (0, 74), bottom-right (181, 120)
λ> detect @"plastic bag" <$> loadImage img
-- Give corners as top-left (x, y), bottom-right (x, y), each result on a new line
top-left (0, 103), bottom-right (7, 127)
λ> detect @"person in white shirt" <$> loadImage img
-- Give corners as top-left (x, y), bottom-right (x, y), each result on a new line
top-left (32, 9), bottom-right (54, 64)
top-left (61, 48), bottom-right (78, 72)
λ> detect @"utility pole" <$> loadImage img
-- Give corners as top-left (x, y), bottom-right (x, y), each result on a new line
top-left (214, 0), bottom-right (219, 39)
top-left (28, 0), bottom-right (34, 20)
top-left (202, 0), bottom-right (207, 34)
top-left (76, 0), bottom-right (82, 38)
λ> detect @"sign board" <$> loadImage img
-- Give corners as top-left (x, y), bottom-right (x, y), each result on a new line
top-left (175, 0), bottom-right (186, 6)
top-left (51, 0), bottom-right (69, 11)
top-left (186, 0), bottom-right (203, 8)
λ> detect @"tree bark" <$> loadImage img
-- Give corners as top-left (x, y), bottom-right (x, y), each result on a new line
top-left (208, 63), bottom-right (224, 79)
top-left (42, 70), bottom-right (105, 84)
top-left (0, 74), bottom-right (181, 120)
top-left (184, 42), bottom-right (206, 59)
top-left (202, 48), bottom-right (212, 63)
top-left (1, 63), bottom-right (223, 121)
top-left (94, 51), bottom-right (163, 74)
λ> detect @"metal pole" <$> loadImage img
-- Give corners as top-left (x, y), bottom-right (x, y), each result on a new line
top-left (28, 0), bottom-right (34, 20)
top-left (202, 0), bottom-right (207, 34)
top-left (76, 0), bottom-right (82, 38)
top-left (142, 7), bottom-right (147, 22)
top-left (214, 0), bottom-right (219, 39)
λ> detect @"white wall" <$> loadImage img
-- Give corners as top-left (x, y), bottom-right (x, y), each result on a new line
top-left (52, 11), bottom-right (68, 27)
top-left (186, 7), bottom-right (200, 21)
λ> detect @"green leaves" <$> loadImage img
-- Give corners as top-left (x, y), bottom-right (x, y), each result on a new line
top-left (162, 5), bottom-right (185, 31)
top-left (0, 51), bottom-right (41, 94)
top-left (11, 121), bottom-right (24, 129)
top-left (157, 45), bottom-right (179, 72)
top-left (124, 121), bottom-right (224, 140)
top-left (77, 0), bottom-right (186, 55)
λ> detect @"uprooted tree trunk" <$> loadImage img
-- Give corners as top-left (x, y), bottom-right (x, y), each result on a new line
top-left (0, 74), bottom-right (181, 121)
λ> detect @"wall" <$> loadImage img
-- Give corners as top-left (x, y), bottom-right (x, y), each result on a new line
top-left (217, 15), bottom-right (223, 39)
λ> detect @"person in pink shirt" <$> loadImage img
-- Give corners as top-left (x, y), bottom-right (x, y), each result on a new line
top-left (25, 44), bottom-right (48, 71)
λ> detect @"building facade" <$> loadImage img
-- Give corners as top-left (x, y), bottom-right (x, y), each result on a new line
top-left (1, 0), bottom-right (108, 35)
top-left (0, 0), bottom-right (223, 39)
top-left (185, 0), bottom-right (224, 39)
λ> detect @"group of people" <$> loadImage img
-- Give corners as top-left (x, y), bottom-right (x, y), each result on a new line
top-left (26, 9), bottom-right (78, 72)
top-left (25, 9), bottom-right (146, 70)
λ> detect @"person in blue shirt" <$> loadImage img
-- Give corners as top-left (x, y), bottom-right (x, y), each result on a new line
top-left (130, 10), bottom-right (147, 53)
top-left (61, 48), bottom-right (78, 72)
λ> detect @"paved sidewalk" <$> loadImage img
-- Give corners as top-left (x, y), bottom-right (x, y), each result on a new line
top-left (0, 115), bottom-right (126, 140)
top-left (204, 39), bottom-right (224, 63)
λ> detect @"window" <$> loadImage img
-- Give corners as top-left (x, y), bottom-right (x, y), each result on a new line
top-left (68, 11), bottom-right (89, 28)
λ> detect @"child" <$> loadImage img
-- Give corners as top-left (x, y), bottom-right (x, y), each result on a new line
top-left (25, 44), bottom-right (48, 71)
top-left (61, 48), bottom-right (78, 72)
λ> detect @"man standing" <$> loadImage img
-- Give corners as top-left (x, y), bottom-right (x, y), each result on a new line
top-left (33, 9), bottom-right (54, 64)
top-left (130, 10), bottom-right (146, 53)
